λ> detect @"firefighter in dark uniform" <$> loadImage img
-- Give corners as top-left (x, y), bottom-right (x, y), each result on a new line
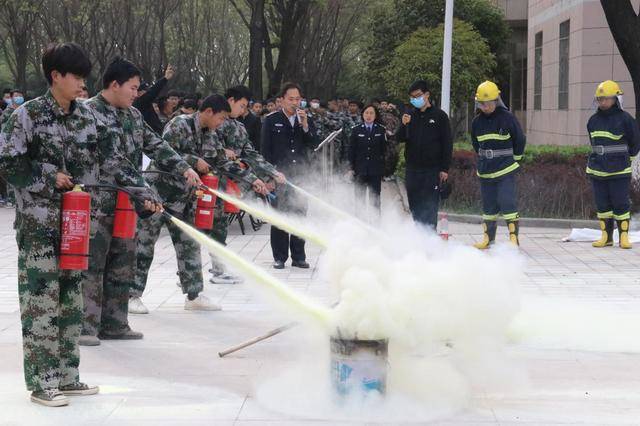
top-left (347, 104), bottom-right (386, 214)
top-left (471, 81), bottom-right (526, 249)
top-left (261, 82), bottom-right (318, 269)
top-left (587, 80), bottom-right (640, 249)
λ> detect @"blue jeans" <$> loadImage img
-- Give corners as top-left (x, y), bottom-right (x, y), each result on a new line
top-left (405, 167), bottom-right (440, 229)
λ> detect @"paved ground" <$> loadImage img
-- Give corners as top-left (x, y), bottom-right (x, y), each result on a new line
top-left (2, 185), bottom-right (640, 425)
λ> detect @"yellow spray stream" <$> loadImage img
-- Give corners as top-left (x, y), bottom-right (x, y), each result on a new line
top-left (286, 182), bottom-right (352, 221)
top-left (168, 215), bottom-right (332, 326)
top-left (203, 186), bottom-right (328, 248)
top-left (286, 182), bottom-right (383, 236)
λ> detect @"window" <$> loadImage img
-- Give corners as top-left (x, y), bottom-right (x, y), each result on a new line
top-left (558, 20), bottom-right (570, 110)
top-left (534, 31), bottom-right (543, 110)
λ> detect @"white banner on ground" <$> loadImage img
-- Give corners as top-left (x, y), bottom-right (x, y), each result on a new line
top-left (563, 228), bottom-right (640, 243)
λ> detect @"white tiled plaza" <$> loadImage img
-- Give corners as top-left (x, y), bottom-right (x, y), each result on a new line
top-left (2, 188), bottom-right (640, 425)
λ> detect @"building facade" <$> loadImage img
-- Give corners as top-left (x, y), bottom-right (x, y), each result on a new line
top-left (496, 0), bottom-right (638, 146)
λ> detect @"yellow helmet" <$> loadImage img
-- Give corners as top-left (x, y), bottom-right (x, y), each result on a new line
top-left (475, 81), bottom-right (500, 102)
top-left (595, 80), bottom-right (623, 98)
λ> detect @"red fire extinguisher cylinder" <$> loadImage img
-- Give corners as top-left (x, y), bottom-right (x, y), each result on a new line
top-left (112, 190), bottom-right (137, 239)
top-left (195, 174), bottom-right (219, 230)
top-left (59, 185), bottom-right (91, 270)
top-left (224, 180), bottom-right (242, 214)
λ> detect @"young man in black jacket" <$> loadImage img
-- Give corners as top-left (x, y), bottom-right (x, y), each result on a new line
top-left (398, 80), bottom-right (453, 229)
top-left (133, 65), bottom-right (175, 134)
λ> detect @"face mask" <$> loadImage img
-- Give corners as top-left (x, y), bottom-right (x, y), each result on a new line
top-left (310, 102), bottom-right (320, 109)
top-left (299, 100), bottom-right (307, 109)
top-left (410, 96), bottom-right (425, 109)
top-left (4, 98), bottom-right (12, 106)
top-left (12, 96), bottom-right (24, 106)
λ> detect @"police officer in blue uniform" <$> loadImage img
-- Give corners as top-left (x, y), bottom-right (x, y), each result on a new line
top-left (347, 104), bottom-right (386, 213)
top-left (261, 82), bottom-right (318, 269)
top-left (587, 80), bottom-right (640, 249)
top-left (471, 81), bottom-right (526, 249)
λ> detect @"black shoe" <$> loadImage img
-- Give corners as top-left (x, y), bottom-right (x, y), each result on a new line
top-left (291, 260), bottom-right (310, 269)
top-left (273, 260), bottom-right (285, 269)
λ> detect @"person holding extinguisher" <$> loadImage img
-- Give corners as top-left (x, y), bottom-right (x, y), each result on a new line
top-left (0, 42), bottom-right (134, 407)
top-left (80, 57), bottom-right (201, 346)
top-left (208, 85), bottom-right (286, 284)
top-left (130, 94), bottom-right (268, 314)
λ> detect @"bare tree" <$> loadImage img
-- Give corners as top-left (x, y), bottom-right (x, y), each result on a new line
top-left (0, 0), bottom-right (41, 90)
top-left (230, 0), bottom-right (265, 99)
top-left (601, 0), bottom-right (640, 122)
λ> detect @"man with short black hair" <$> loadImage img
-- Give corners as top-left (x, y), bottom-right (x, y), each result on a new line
top-left (206, 85), bottom-right (284, 283)
top-left (399, 80), bottom-right (452, 229)
top-left (262, 82), bottom-right (317, 269)
top-left (0, 42), bottom-right (107, 407)
top-left (131, 94), bottom-right (268, 313)
top-left (80, 56), bottom-right (200, 345)
top-left (133, 64), bottom-right (175, 134)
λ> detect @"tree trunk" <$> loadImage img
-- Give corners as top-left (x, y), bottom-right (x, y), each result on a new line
top-left (600, 0), bottom-right (640, 122)
top-left (248, 0), bottom-right (264, 100)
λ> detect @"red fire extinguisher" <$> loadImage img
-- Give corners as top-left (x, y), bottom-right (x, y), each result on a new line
top-left (59, 185), bottom-right (91, 270)
top-left (224, 180), bottom-right (242, 214)
top-left (195, 173), bottom-right (219, 230)
top-left (112, 190), bottom-right (136, 239)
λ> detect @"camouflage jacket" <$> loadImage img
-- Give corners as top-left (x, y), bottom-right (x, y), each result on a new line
top-left (310, 110), bottom-right (335, 143)
top-left (0, 90), bottom-right (122, 238)
top-left (147, 113), bottom-right (257, 213)
top-left (0, 104), bottom-right (18, 128)
top-left (216, 118), bottom-right (278, 181)
top-left (84, 93), bottom-right (191, 215)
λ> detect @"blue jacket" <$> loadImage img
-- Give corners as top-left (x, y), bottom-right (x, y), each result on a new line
top-left (586, 105), bottom-right (640, 180)
top-left (471, 107), bottom-right (526, 179)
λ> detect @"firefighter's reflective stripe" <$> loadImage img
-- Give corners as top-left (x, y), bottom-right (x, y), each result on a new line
top-left (590, 131), bottom-right (623, 140)
top-left (597, 210), bottom-right (614, 219)
top-left (482, 214), bottom-right (499, 221)
top-left (614, 212), bottom-right (631, 220)
top-left (503, 212), bottom-right (519, 221)
top-left (477, 133), bottom-right (511, 142)
top-left (513, 154), bottom-right (523, 161)
top-left (586, 166), bottom-right (632, 177)
top-left (477, 162), bottom-right (520, 179)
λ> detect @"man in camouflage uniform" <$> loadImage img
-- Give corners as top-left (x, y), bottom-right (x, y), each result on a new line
top-left (0, 43), bottom-right (106, 407)
top-left (130, 94), bottom-right (267, 313)
top-left (80, 57), bottom-right (201, 346)
top-left (308, 99), bottom-right (333, 142)
top-left (207, 86), bottom-right (286, 284)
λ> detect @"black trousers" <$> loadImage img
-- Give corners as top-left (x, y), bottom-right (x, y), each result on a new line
top-left (405, 167), bottom-right (440, 229)
top-left (355, 174), bottom-right (382, 213)
top-left (591, 176), bottom-right (631, 220)
top-left (270, 184), bottom-right (307, 262)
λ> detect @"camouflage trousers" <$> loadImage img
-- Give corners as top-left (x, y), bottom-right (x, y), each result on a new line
top-left (132, 206), bottom-right (204, 298)
top-left (17, 224), bottom-right (82, 391)
top-left (81, 215), bottom-right (132, 336)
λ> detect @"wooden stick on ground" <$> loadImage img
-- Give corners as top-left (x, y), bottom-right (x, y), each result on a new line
top-left (218, 322), bottom-right (298, 357)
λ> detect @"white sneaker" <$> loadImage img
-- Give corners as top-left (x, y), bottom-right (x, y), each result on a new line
top-left (128, 297), bottom-right (149, 314)
top-left (184, 294), bottom-right (222, 311)
top-left (209, 272), bottom-right (242, 285)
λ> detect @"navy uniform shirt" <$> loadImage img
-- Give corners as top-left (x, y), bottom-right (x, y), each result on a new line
top-left (586, 104), bottom-right (640, 179)
top-left (261, 109), bottom-right (318, 177)
top-left (349, 122), bottom-right (387, 176)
